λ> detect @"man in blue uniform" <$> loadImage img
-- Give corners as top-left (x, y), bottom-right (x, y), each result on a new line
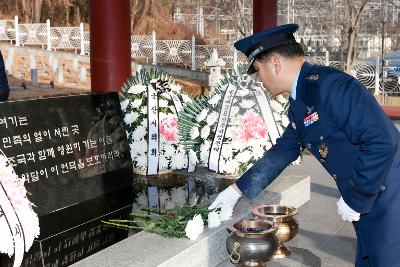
top-left (209, 24), bottom-right (400, 266)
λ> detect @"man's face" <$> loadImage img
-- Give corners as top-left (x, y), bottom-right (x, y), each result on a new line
top-left (253, 57), bottom-right (282, 96)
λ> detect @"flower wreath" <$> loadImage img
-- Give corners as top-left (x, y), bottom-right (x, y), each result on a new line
top-left (120, 69), bottom-right (193, 175)
top-left (0, 153), bottom-right (40, 266)
top-left (179, 74), bottom-right (293, 175)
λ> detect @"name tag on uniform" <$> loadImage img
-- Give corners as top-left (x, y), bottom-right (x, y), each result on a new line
top-left (304, 112), bottom-right (319, 127)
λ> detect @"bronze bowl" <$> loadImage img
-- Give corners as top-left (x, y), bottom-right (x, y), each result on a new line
top-left (226, 218), bottom-right (279, 266)
top-left (251, 205), bottom-right (299, 259)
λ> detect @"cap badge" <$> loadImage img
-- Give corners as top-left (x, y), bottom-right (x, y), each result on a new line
top-left (248, 46), bottom-right (264, 62)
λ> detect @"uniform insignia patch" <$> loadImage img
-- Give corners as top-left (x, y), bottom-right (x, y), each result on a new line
top-left (318, 142), bottom-right (329, 159)
top-left (303, 112), bottom-right (319, 127)
top-left (306, 75), bottom-right (319, 81)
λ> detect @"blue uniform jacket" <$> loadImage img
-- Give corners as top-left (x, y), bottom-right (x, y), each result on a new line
top-left (236, 62), bottom-right (400, 256)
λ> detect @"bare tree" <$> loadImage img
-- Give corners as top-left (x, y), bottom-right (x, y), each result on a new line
top-left (219, 0), bottom-right (253, 38)
top-left (344, 0), bottom-right (370, 72)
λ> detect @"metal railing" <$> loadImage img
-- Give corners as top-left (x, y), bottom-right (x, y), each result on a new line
top-left (0, 16), bottom-right (247, 71)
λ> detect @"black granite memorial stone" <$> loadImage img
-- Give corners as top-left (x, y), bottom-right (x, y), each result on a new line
top-left (0, 93), bottom-right (237, 267)
top-left (0, 93), bottom-right (136, 267)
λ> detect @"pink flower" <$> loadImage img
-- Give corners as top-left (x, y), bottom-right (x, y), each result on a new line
top-left (238, 111), bottom-right (268, 142)
top-left (160, 116), bottom-right (179, 143)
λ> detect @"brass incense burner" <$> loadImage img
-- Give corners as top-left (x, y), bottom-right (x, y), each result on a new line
top-left (251, 205), bottom-right (299, 259)
top-left (226, 219), bottom-right (279, 267)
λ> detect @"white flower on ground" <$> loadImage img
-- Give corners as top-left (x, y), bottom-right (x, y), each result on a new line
top-left (208, 210), bottom-right (221, 228)
top-left (128, 84), bottom-right (146, 94)
top-left (185, 214), bottom-right (204, 240)
top-left (124, 112), bottom-right (139, 125)
top-left (200, 125), bottom-right (211, 139)
top-left (190, 127), bottom-right (200, 139)
top-left (131, 98), bottom-right (143, 109)
top-left (239, 99), bottom-right (255, 109)
top-left (120, 99), bottom-right (129, 111)
top-left (196, 109), bottom-right (209, 122)
top-left (270, 100), bottom-right (284, 113)
top-left (219, 204), bottom-right (234, 221)
top-left (209, 94), bottom-right (221, 106)
top-left (206, 112), bottom-right (219, 126)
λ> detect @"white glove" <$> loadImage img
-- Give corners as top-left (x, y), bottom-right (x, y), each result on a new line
top-left (208, 185), bottom-right (242, 210)
top-left (337, 196), bottom-right (360, 222)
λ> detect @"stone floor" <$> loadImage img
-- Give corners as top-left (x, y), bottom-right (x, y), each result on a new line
top-left (218, 155), bottom-right (357, 267)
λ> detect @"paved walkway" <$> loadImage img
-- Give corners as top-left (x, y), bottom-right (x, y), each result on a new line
top-left (219, 155), bottom-right (357, 267)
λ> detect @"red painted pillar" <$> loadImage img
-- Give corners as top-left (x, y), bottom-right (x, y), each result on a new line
top-left (89, 0), bottom-right (131, 93)
top-left (253, 0), bottom-right (277, 34)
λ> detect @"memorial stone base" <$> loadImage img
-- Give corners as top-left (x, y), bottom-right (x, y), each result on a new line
top-left (71, 170), bottom-right (310, 267)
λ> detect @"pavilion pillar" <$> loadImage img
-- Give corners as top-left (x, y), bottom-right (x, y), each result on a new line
top-left (253, 0), bottom-right (277, 34)
top-left (89, 0), bottom-right (131, 93)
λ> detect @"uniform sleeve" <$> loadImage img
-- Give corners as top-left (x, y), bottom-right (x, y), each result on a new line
top-left (0, 51), bottom-right (10, 101)
top-left (236, 123), bottom-right (300, 200)
top-left (321, 73), bottom-right (397, 213)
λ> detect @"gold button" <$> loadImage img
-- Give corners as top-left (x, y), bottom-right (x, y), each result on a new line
top-left (381, 185), bottom-right (386, 191)
top-left (320, 136), bottom-right (324, 141)
top-left (307, 143), bottom-right (311, 149)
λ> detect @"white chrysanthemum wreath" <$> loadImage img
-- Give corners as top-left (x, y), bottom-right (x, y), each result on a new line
top-left (0, 153), bottom-right (40, 266)
top-left (120, 69), bottom-right (193, 175)
top-left (179, 74), bottom-right (293, 175)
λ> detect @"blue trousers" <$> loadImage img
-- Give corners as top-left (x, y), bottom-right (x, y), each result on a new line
top-left (356, 240), bottom-right (400, 267)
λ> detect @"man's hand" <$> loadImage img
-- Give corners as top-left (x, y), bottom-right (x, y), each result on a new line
top-left (208, 184), bottom-right (242, 210)
top-left (337, 196), bottom-right (360, 222)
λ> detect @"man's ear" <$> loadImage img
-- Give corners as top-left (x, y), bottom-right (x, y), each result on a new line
top-left (269, 54), bottom-right (281, 75)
